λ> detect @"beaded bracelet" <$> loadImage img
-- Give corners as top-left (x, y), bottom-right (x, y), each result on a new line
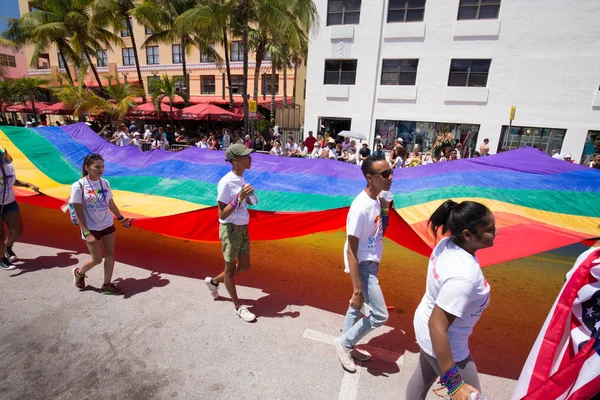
top-left (439, 364), bottom-right (464, 396)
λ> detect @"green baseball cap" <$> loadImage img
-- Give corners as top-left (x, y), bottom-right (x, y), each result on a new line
top-left (225, 143), bottom-right (253, 161)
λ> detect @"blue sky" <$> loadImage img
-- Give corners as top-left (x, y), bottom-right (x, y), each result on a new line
top-left (0, 0), bottom-right (21, 33)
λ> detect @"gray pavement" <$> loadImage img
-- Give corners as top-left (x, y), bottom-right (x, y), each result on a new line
top-left (0, 241), bottom-right (517, 400)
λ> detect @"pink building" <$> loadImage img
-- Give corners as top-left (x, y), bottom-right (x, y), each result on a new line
top-left (0, 45), bottom-right (28, 80)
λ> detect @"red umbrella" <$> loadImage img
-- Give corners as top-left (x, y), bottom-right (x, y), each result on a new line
top-left (128, 102), bottom-right (180, 120)
top-left (5, 101), bottom-right (50, 113)
top-left (177, 103), bottom-right (242, 121)
top-left (40, 102), bottom-right (75, 115)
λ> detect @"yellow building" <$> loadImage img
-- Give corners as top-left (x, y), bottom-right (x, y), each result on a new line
top-left (18, 0), bottom-right (306, 127)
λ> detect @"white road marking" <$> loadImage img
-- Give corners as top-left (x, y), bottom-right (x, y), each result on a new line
top-left (338, 367), bottom-right (361, 400)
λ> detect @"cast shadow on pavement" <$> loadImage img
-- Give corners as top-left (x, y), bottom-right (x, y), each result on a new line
top-left (113, 272), bottom-right (170, 299)
top-left (9, 251), bottom-right (80, 277)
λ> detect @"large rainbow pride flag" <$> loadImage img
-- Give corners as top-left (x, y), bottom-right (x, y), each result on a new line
top-left (0, 123), bottom-right (598, 266)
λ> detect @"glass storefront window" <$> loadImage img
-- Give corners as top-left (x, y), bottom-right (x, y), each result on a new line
top-left (581, 130), bottom-right (600, 165)
top-left (374, 120), bottom-right (480, 157)
top-left (498, 126), bottom-right (566, 155)
top-left (319, 117), bottom-right (351, 139)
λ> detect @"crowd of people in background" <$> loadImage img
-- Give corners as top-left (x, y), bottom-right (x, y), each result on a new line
top-left (1, 116), bottom-right (598, 170)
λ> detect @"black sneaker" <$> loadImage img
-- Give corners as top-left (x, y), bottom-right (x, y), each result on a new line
top-left (5, 246), bottom-right (17, 263)
top-left (0, 257), bottom-right (16, 271)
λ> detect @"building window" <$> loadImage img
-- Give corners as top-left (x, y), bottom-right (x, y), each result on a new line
top-left (381, 59), bottom-right (418, 85)
top-left (230, 41), bottom-right (244, 62)
top-left (122, 48), bottom-right (135, 66)
top-left (324, 59), bottom-right (358, 85)
top-left (262, 74), bottom-right (280, 95)
top-left (581, 130), bottom-right (600, 165)
top-left (145, 26), bottom-right (152, 35)
top-left (200, 44), bottom-right (215, 63)
top-left (201, 75), bottom-right (216, 94)
top-left (0, 54), bottom-right (16, 68)
top-left (37, 53), bottom-right (50, 69)
top-left (148, 76), bottom-right (160, 90)
top-left (498, 126), bottom-right (566, 155)
top-left (146, 46), bottom-right (159, 65)
top-left (174, 75), bottom-right (188, 94)
top-left (327, 0), bottom-right (362, 26)
top-left (172, 44), bottom-right (182, 64)
top-left (387, 0), bottom-right (426, 23)
top-left (121, 17), bottom-right (131, 37)
top-left (96, 50), bottom-right (108, 67)
top-left (448, 59), bottom-right (491, 87)
top-left (229, 75), bottom-right (244, 94)
top-left (57, 53), bottom-right (66, 69)
top-left (457, 0), bottom-right (501, 20)
top-left (375, 120), bottom-right (480, 156)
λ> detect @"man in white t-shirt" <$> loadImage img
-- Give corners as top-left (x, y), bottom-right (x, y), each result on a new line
top-left (335, 154), bottom-right (393, 373)
top-left (284, 136), bottom-right (299, 157)
top-left (222, 130), bottom-right (231, 148)
top-left (204, 143), bottom-right (257, 323)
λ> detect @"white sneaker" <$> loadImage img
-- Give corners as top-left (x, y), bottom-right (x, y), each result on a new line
top-left (351, 348), bottom-right (371, 361)
top-left (236, 306), bottom-right (256, 322)
top-left (204, 277), bottom-right (219, 299)
top-left (335, 339), bottom-right (357, 373)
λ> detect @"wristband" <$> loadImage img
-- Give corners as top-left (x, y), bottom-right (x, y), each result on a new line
top-left (83, 230), bottom-right (91, 236)
top-left (230, 194), bottom-right (240, 210)
top-left (117, 216), bottom-right (125, 222)
top-left (381, 208), bottom-right (389, 212)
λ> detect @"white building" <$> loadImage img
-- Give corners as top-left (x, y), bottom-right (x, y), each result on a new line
top-left (303, 0), bottom-right (600, 163)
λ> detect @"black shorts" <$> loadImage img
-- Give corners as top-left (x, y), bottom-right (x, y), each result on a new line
top-left (0, 201), bottom-right (20, 216)
top-left (81, 225), bottom-right (116, 241)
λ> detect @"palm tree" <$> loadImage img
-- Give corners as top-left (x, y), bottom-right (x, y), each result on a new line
top-left (2, 3), bottom-right (80, 84)
top-left (94, 0), bottom-right (146, 102)
top-left (148, 74), bottom-right (180, 125)
top-left (13, 77), bottom-right (49, 124)
top-left (0, 80), bottom-right (16, 120)
top-left (52, 65), bottom-right (105, 118)
top-left (133, 0), bottom-right (196, 106)
top-left (103, 75), bottom-right (144, 121)
top-left (69, 0), bottom-right (125, 94)
top-left (176, 0), bottom-right (237, 107)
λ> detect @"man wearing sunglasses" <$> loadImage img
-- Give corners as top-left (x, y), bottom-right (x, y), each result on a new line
top-left (336, 154), bottom-right (394, 373)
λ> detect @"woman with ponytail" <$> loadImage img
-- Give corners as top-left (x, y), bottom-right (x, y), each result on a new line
top-left (0, 147), bottom-right (39, 271)
top-left (406, 200), bottom-right (497, 400)
top-left (70, 153), bottom-right (131, 295)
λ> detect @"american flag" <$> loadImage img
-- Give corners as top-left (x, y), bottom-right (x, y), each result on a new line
top-left (512, 247), bottom-right (600, 400)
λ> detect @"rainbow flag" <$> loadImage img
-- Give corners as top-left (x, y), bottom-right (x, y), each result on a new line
top-left (0, 123), bottom-right (598, 266)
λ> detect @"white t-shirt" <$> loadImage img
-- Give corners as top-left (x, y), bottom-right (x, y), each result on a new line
top-left (69, 177), bottom-right (114, 231)
top-left (144, 129), bottom-right (152, 140)
top-left (152, 139), bottom-right (167, 150)
top-left (222, 134), bottom-right (231, 148)
top-left (119, 132), bottom-right (131, 147)
top-left (552, 153), bottom-right (562, 159)
top-left (311, 148), bottom-right (323, 159)
top-left (285, 142), bottom-right (298, 155)
top-left (130, 138), bottom-right (142, 149)
top-left (413, 237), bottom-right (491, 362)
top-left (197, 141), bottom-right (209, 149)
top-left (0, 163), bottom-right (17, 205)
top-left (217, 171), bottom-right (250, 225)
top-left (343, 191), bottom-right (383, 273)
top-left (270, 147), bottom-right (283, 156)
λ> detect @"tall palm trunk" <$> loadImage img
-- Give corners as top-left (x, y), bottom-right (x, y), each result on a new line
top-left (270, 64), bottom-right (276, 120)
top-left (241, 0), bottom-right (249, 135)
top-left (126, 17), bottom-right (146, 103)
top-left (283, 62), bottom-right (288, 107)
top-left (84, 50), bottom-right (104, 94)
top-left (222, 27), bottom-right (234, 108)
top-left (252, 40), bottom-right (265, 101)
top-left (57, 44), bottom-right (73, 83)
top-left (29, 97), bottom-right (38, 124)
top-left (292, 59), bottom-right (298, 107)
top-left (181, 38), bottom-right (188, 106)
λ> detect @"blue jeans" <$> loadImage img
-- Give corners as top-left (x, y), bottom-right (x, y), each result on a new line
top-left (340, 261), bottom-right (389, 350)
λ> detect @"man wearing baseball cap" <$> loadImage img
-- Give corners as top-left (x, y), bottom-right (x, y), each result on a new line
top-left (204, 143), bottom-right (257, 322)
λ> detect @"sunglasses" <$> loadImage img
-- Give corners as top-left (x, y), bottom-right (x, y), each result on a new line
top-left (373, 169), bottom-right (393, 178)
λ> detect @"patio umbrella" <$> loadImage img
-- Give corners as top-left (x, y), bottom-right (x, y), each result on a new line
top-left (338, 130), bottom-right (368, 141)
top-left (6, 101), bottom-right (50, 113)
top-left (40, 102), bottom-right (75, 115)
top-left (127, 102), bottom-right (180, 119)
top-left (177, 103), bottom-right (241, 121)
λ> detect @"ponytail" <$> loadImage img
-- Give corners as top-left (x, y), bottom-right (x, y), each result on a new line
top-left (429, 200), bottom-right (491, 243)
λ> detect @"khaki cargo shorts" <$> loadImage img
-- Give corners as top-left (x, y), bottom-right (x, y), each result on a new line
top-left (219, 223), bottom-right (250, 263)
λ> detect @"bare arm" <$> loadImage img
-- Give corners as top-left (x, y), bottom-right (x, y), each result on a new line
top-left (14, 178), bottom-right (39, 192)
top-left (346, 235), bottom-right (364, 309)
top-left (108, 198), bottom-right (131, 228)
top-left (217, 185), bottom-right (254, 220)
